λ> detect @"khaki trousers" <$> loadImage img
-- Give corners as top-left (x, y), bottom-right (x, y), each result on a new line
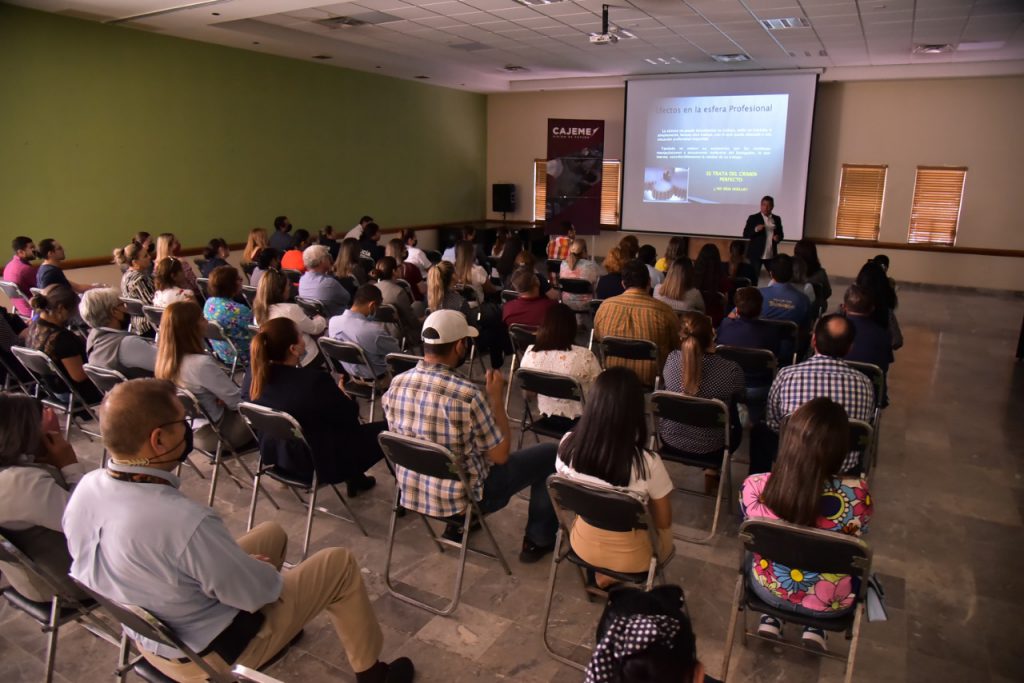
top-left (141, 522), bottom-right (383, 681)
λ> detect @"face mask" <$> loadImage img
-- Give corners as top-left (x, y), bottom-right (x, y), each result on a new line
top-left (153, 421), bottom-right (193, 465)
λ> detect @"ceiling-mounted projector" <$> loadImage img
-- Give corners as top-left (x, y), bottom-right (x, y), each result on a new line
top-left (589, 32), bottom-right (619, 45)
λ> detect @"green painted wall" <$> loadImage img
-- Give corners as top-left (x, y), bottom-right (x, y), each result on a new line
top-left (0, 5), bottom-right (486, 259)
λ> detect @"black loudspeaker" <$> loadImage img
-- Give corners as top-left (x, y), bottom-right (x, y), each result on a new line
top-left (492, 184), bottom-right (516, 213)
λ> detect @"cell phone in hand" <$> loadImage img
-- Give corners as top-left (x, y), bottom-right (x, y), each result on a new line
top-left (41, 407), bottom-right (60, 434)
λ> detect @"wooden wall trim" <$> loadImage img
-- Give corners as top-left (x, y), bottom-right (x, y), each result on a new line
top-left (807, 237), bottom-right (1024, 259)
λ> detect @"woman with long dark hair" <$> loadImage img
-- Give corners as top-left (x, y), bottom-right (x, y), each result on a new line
top-left (556, 367), bottom-right (674, 585)
top-left (739, 397), bottom-right (872, 650)
top-left (242, 317), bottom-right (382, 494)
top-left (793, 238), bottom-right (831, 312)
top-left (520, 303), bottom-right (601, 419)
top-left (693, 244), bottom-right (731, 325)
top-left (27, 285), bottom-right (101, 404)
top-left (199, 238), bottom-right (230, 278)
top-left (856, 259), bottom-right (901, 348)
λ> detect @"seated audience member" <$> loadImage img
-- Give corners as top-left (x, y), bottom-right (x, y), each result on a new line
top-left (585, 585), bottom-right (721, 683)
top-left (495, 234), bottom-right (524, 281)
top-left (334, 238), bottom-right (369, 293)
top-left (385, 238), bottom-right (425, 302)
top-left (27, 285), bottom-right (101, 403)
top-left (558, 238), bottom-right (600, 311)
top-left (514, 251), bottom-right (559, 300)
top-left (152, 257), bottom-right (197, 308)
top-left (740, 397), bottom-right (871, 651)
top-left (596, 246), bottom-right (628, 300)
top-left (453, 241), bottom-right (495, 304)
top-left (346, 215), bottom-right (373, 241)
top-left (856, 259), bottom-right (902, 350)
top-left (269, 214), bottom-right (294, 251)
top-left (491, 229), bottom-right (511, 260)
top-left (717, 287), bottom-right (782, 421)
top-left (655, 235), bottom-right (687, 273)
top-left (618, 234), bottom-right (640, 261)
top-left (199, 238), bottom-right (231, 278)
top-left (502, 267), bottom-right (557, 329)
top-left (382, 310), bottom-right (559, 561)
top-left (63, 378), bottom-right (414, 683)
top-left (653, 257), bottom-right (704, 313)
top-left (694, 244), bottom-right (731, 326)
top-left (242, 227), bottom-right (269, 268)
top-left (155, 232), bottom-right (200, 297)
top-left (638, 244), bottom-right (664, 287)
top-left (358, 222), bottom-right (384, 263)
top-left (243, 319), bottom-right (380, 495)
top-left (790, 256), bottom-right (818, 311)
top-left (793, 239), bottom-right (832, 314)
top-left (661, 312), bottom-right (744, 491)
top-left (0, 305), bottom-right (29, 387)
top-left (114, 241), bottom-right (156, 336)
top-left (594, 260), bottom-right (680, 388)
top-left (840, 284), bottom-right (894, 373)
top-left (203, 266), bottom-right (255, 367)
top-left (373, 257), bottom-right (422, 344)
top-left (727, 239), bottom-right (758, 284)
top-left (301, 245), bottom-right (351, 318)
top-left (400, 229), bottom-right (432, 275)
top-left (557, 367), bottom-right (673, 585)
top-left (520, 304), bottom-right (601, 419)
top-left (253, 269), bottom-right (325, 368)
top-left (328, 284), bottom-right (402, 385)
top-left (318, 225), bottom-right (341, 261)
top-left (756, 315), bottom-right (875, 474)
top-left (0, 395), bottom-right (85, 602)
top-left (249, 248), bottom-right (282, 290)
top-left (4, 236), bottom-right (39, 317)
top-left (35, 238), bottom-right (97, 294)
top-left (426, 261), bottom-right (470, 317)
top-left (442, 226), bottom-right (487, 266)
top-left (79, 289), bottom-right (156, 378)
top-left (280, 229), bottom-right (312, 273)
top-left (758, 254), bottom-right (811, 328)
top-left (156, 302), bottom-right (251, 450)
top-left (546, 223), bottom-right (575, 261)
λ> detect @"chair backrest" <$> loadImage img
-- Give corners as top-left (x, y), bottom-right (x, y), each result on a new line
top-left (558, 277), bottom-right (593, 296)
top-left (848, 418), bottom-right (873, 453)
top-left (0, 279), bottom-right (30, 304)
top-left (546, 475), bottom-right (649, 534)
top-left (374, 303), bottom-right (399, 324)
top-left (516, 368), bottom-right (585, 403)
top-left (732, 277), bottom-right (752, 289)
top-left (195, 278), bottom-right (210, 299)
top-left (377, 430), bottom-right (461, 481)
top-left (737, 518), bottom-right (872, 591)
top-left (241, 285), bottom-right (258, 308)
top-left (120, 297), bottom-right (145, 318)
top-left (758, 318), bottom-right (799, 346)
top-left (425, 249), bottom-right (442, 264)
top-left (385, 352), bottom-right (422, 377)
top-left (0, 529), bottom-right (83, 606)
top-left (599, 336), bottom-right (659, 362)
top-left (203, 320), bottom-right (226, 342)
top-left (456, 284), bottom-right (478, 302)
top-left (318, 337), bottom-right (375, 378)
top-left (715, 345), bottom-right (778, 378)
top-left (294, 296), bottom-right (327, 319)
top-left (241, 262), bottom-right (257, 277)
top-left (500, 289), bottom-right (519, 304)
top-left (394, 279), bottom-right (413, 297)
top-left (10, 346), bottom-right (91, 405)
top-left (588, 299), bottom-right (604, 316)
top-left (507, 324), bottom-right (538, 358)
top-left (546, 259), bottom-right (562, 276)
top-left (845, 360), bottom-right (884, 406)
top-left (649, 390), bottom-right (729, 436)
top-left (142, 305), bottom-right (164, 330)
top-left (82, 363), bottom-right (129, 396)
top-left (237, 401), bottom-right (310, 448)
top-left (281, 269), bottom-right (302, 285)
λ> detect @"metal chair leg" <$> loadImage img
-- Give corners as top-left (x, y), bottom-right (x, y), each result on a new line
top-left (246, 471), bottom-right (261, 532)
top-left (843, 605), bottom-right (865, 683)
top-left (329, 485), bottom-right (368, 537)
top-left (720, 574), bottom-right (745, 682)
top-left (541, 530), bottom-right (585, 671)
top-left (206, 442), bottom-right (224, 507)
top-left (43, 596), bottom-right (60, 683)
top-left (301, 485), bottom-right (318, 561)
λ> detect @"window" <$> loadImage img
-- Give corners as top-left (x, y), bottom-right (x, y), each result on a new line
top-left (533, 159), bottom-right (621, 226)
top-left (908, 166), bottom-right (967, 246)
top-left (834, 164), bottom-right (887, 240)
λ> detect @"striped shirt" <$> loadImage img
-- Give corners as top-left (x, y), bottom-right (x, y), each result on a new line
top-left (381, 361), bottom-right (503, 517)
top-left (593, 289), bottom-right (680, 387)
top-left (767, 354), bottom-right (876, 472)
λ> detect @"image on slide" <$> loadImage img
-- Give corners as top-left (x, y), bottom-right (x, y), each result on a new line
top-left (643, 94), bottom-right (789, 205)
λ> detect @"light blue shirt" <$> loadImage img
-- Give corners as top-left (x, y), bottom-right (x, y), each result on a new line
top-left (63, 463), bottom-right (283, 658)
top-left (327, 309), bottom-right (401, 378)
top-left (298, 271), bottom-right (350, 318)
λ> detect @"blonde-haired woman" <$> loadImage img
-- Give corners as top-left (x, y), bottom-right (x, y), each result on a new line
top-left (453, 241), bottom-right (494, 304)
top-left (660, 311), bottom-right (744, 490)
top-left (155, 232), bottom-right (200, 297)
top-left (252, 269), bottom-right (325, 367)
top-left (155, 301), bottom-right (250, 450)
top-left (242, 228), bottom-right (269, 266)
top-left (426, 260), bottom-right (470, 315)
top-left (558, 238), bottom-right (599, 311)
top-left (113, 242), bottom-right (156, 336)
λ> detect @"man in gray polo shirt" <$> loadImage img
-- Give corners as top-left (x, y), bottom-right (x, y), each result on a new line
top-left (328, 284), bottom-right (402, 384)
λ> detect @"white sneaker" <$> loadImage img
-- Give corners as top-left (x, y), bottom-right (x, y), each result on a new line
top-left (802, 626), bottom-right (828, 651)
top-left (757, 615), bottom-right (783, 639)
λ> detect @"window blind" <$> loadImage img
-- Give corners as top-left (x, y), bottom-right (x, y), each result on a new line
top-left (834, 164), bottom-right (887, 240)
top-left (908, 166), bottom-right (967, 246)
top-left (534, 159), bottom-right (621, 226)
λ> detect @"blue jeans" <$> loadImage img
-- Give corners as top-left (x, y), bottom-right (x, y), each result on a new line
top-left (479, 442), bottom-right (558, 546)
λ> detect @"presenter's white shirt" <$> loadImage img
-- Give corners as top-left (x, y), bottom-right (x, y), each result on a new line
top-left (761, 213), bottom-right (776, 259)
top-left (345, 224), bottom-right (364, 240)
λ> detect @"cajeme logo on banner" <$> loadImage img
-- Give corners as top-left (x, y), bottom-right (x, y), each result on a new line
top-left (546, 117), bottom-right (605, 236)
top-left (551, 126), bottom-right (602, 138)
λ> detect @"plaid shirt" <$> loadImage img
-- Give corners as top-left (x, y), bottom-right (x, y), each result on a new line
top-left (767, 354), bottom-right (876, 472)
top-left (593, 289), bottom-right (680, 387)
top-left (381, 361), bottom-right (503, 517)
top-left (546, 236), bottom-right (571, 260)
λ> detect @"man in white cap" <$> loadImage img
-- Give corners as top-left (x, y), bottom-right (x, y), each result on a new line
top-left (382, 310), bottom-right (558, 562)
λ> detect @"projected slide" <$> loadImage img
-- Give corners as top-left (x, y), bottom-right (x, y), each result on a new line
top-left (622, 74), bottom-right (817, 239)
top-left (643, 94), bottom-right (788, 205)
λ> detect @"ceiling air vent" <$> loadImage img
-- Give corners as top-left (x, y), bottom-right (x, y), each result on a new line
top-left (913, 44), bottom-right (954, 54)
top-left (315, 16), bottom-right (367, 29)
top-left (502, 64), bottom-right (530, 72)
top-left (450, 42), bottom-right (490, 52)
top-left (761, 17), bottom-right (811, 30)
top-left (315, 12), bottom-right (402, 29)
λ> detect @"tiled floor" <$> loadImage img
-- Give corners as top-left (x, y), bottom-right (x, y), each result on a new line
top-left (2, 285), bottom-right (1023, 682)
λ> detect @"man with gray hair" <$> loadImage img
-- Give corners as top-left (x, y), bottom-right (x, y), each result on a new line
top-left (298, 244), bottom-right (350, 317)
top-left (79, 288), bottom-right (155, 378)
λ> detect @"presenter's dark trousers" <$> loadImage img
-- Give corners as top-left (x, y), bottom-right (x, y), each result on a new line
top-left (754, 258), bottom-right (772, 283)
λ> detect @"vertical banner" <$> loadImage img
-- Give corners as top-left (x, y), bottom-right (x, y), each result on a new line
top-left (545, 118), bottom-right (604, 236)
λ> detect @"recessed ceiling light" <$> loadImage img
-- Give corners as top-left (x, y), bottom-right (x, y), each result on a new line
top-left (712, 53), bottom-right (751, 63)
top-left (513, 0), bottom-right (566, 6)
top-left (957, 41), bottom-right (1005, 51)
top-left (252, 41), bottom-right (260, 45)
top-left (415, 75), bottom-right (430, 79)
top-left (760, 17), bottom-right (810, 30)
top-left (643, 57), bottom-right (682, 65)
top-left (913, 44), bottom-right (953, 54)
top-left (312, 54), bottom-right (332, 60)
top-left (502, 64), bottom-right (530, 72)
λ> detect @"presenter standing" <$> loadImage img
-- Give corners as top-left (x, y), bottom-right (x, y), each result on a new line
top-left (743, 195), bottom-right (784, 280)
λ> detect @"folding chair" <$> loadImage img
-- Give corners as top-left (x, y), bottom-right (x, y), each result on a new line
top-left (715, 345), bottom-right (779, 402)
top-left (558, 277), bottom-right (594, 311)
top-left (587, 299), bottom-right (604, 349)
top-left (204, 320), bottom-right (241, 381)
top-left (500, 289), bottom-right (519, 304)
top-left (759, 318), bottom-right (800, 365)
top-left (456, 284), bottom-right (479, 305)
top-left (239, 402), bottom-right (367, 561)
top-left (546, 259), bottom-right (562, 279)
top-left (395, 278), bottom-right (414, 300)
top-left (10, 346), bottom-right (101, 440)
top-left (385, 352), bottom-right (422, 377)
top-left (281, 269), bottom-right (302, 285)
top-left (81, 364), bottom-right (129, 467)
top-left (241, 262), bottom-right (257, 277)
top-left (542, 475), bottom-right (675, 670)
top-left (0, 348), bottom-right (34, 394)
top-left (846, 360), bottom-right (885, 413)
top-left (505, 323), bottom-right (538, 415)
top-left (376, 431), bottom-right (511, 616)
top-left (648, 391), bottom-right (732, 544)
top-left (196, 277), bottom-right (210, 299)
top-left (597, 336), bottom-right (661, 390)
top-left (848, 418), bottom-right (875, 476)
top-left (721, 518), bottom-right (872, 683)
top-left (294, 296), bottom-right (327, 319)
top-left (0, 530), bottom-right (120, 683)
top-left (732, 277), bottom-right (752, 289)
top-left (241, 285), bottom-right (258, 309)
top-left (516, 368), bottom-right (584, 448)
top-left (317, 337), bottom-right (387, 422)
top-left (142, 305), bottom-right (164, 331)
top-left (233, 666), bottom-right (287, 683)
top-left (0, 279), bottom-right (31, 322)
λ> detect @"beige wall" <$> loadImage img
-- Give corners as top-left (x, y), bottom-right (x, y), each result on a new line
top-left (486, 76), bottom-right (1024, 291)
